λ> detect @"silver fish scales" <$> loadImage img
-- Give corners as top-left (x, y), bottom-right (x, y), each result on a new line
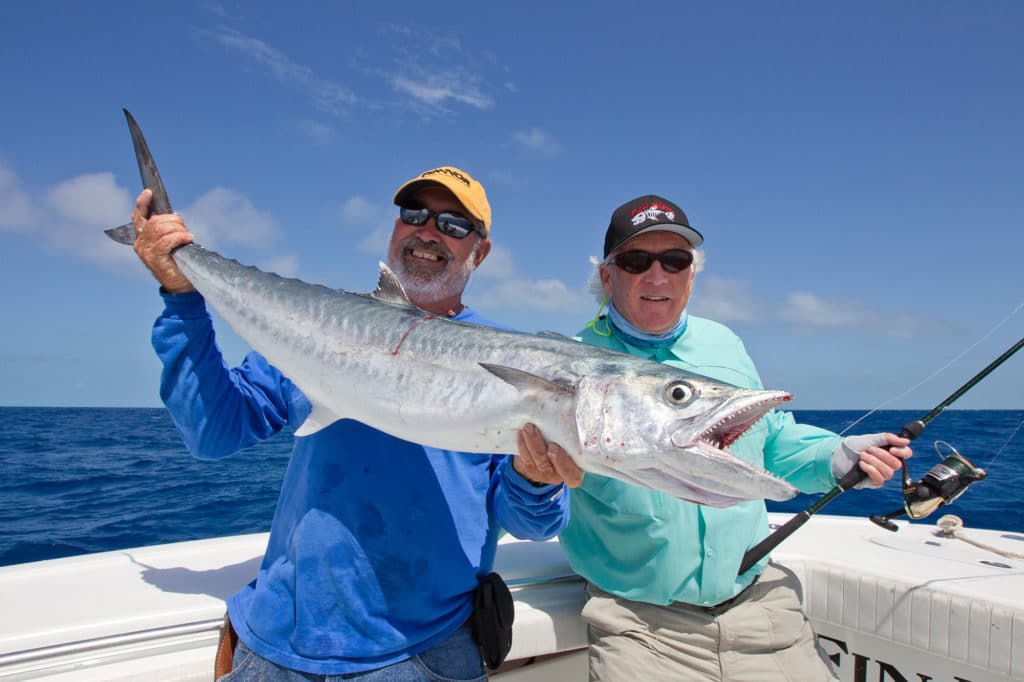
top-left (107, 110), bottom-right (798, 507)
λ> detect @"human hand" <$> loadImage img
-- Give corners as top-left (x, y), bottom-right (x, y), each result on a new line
top-left (832, 432), bottom-right (913, 488)
top-left (131, 189), bottom-right (196, 293)
top-left (513, 423), bottom-right (584, 488)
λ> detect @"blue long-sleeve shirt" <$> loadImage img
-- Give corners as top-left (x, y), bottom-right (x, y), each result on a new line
top-left (152, 291), bottom-right (569, 674)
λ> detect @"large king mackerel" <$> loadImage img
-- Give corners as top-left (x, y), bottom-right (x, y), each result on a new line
top-left (107, 109), bottom-right (798, 507)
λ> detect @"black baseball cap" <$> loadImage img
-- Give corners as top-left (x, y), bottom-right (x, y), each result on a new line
top-left (603, 195), bottom-right (704, 257)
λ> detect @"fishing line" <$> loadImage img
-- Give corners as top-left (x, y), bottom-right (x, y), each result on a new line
top-left (838, 300), bottom-right (1024, 437)
top-left (983, 412), bottom-right (1024, 470)
top-left (989, 417), bottom-right (1024, 505)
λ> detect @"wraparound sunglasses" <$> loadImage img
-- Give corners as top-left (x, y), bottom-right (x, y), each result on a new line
top-left (608, 249), bottom-right (694, 274)
top-left (399, 205), bottom-right (484, 239)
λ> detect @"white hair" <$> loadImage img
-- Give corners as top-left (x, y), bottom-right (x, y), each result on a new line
top-left (587, 248), bottom-right (705, 304)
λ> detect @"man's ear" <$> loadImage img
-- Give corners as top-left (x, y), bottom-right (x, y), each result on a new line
top-left (473, 238), bottom-right (491, 268)
top-left (599, 264), bottom-right (613, 297)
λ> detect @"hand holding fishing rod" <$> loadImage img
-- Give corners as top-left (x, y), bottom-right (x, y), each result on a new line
top-left (738, 335), bottom-right (1024, 575)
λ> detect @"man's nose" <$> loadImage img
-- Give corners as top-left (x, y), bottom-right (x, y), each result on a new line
top-left (644, 261), bottom-right (671, 283)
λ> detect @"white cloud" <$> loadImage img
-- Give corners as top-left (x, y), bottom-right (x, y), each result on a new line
top-left (475, 244), bottom-right (517, 279)
top-left (340, 195), bottom-right (395, 256)
top-left (379, 25), bottom-right (497, 114)
top-left (473, 245), bottom-right (587, 313)
top-left (476, 277), bottom-right (588, 312)
top-left (258, 254), bottom-right (300, 278)
top-left (42, 172), bottom-right (136, 266)
top-left (341, 195), bottom-right (380, 225)
top-left (780, 291), bottom-right (930, 338)
top-left (358, 228), bottom-right (392, 256)
top-left (48, 172), bottom-right (130, 227)
top-left (0, 160), bottom-right (36, 232)
top-left (202, 28), bottom-right (358, 112)
top-left (203, 2), bottom-right (229, 19)
top-left (688, 275), bottom-right (761, 323)
top-left (5, 162), bottom-right (294, 276)
top-left (512, 128), bottom-right (560, 155)
top-left (184, 186), bottom-right (279, 248)
top-left (391, 74), bottom-right (494, 111)
top-left (296, 119), bottom-right (335, 146)
top-left (781, 292), bottom-right (870, 328)
top-left (204, 23), bottom-right (500, 119)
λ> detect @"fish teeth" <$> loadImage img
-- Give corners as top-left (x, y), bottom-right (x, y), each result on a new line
top-left (701, 398), bottom-right (779, 448)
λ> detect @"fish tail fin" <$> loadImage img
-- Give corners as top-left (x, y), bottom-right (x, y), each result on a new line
top-left (105, 109), bottom-right (173, 245)
top-left (105, 222), bottom-right (137, 245)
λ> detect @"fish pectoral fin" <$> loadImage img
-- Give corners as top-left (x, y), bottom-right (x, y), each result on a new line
top-left (371, 262), bottom-right (416, 308)
top-left (294, 404), bottom-right (343, 437)
top-left (479, 363), bottom-right (576, 397)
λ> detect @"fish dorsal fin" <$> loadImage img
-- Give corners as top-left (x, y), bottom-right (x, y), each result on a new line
top-left (536, 330), bottom-right (576, 341)
top-left (479, 363), bottom-right (576, 396)
top-left (372, 262), bottom-right (415, 307)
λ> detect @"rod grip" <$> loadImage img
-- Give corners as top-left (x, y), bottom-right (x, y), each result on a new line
top-left (836, 420), bottom-right (924, 490)
top-left (739, 512), bottom-right (809, 574)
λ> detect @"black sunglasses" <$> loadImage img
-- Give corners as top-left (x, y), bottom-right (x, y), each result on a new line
top-left (399, 205), bottom-right (483, 239)
top-left (609, 249), bottom-right (694, 274)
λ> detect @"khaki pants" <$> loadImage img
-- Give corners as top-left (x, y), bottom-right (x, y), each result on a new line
top-left (582, 563), bottom-right (836, 682)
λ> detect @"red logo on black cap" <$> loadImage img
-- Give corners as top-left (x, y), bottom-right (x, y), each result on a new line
top-left (630, 201), bottom-right (676, 226)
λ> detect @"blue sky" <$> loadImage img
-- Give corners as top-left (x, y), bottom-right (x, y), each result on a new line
top-left (1, 2), bottom-right (1022, 410)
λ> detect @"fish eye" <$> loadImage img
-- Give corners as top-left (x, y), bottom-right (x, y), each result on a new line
top-left (664, 380), bottom-right (695, 406)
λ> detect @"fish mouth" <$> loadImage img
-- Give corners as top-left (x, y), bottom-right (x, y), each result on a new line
top-left (693, 390), bottom-right (792, 452)
top-left (666, 389), bottom-right (797, 504)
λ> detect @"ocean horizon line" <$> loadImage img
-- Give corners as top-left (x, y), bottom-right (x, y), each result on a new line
top-left (3, 405), bottom-right (1023, 412)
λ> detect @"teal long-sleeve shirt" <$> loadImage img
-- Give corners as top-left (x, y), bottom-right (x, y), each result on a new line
top-left (558, 315), bottom-right (841, 607)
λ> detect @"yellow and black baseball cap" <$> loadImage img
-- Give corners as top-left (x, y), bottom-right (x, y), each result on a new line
top-left (393, 166), bottom-right (492, 236)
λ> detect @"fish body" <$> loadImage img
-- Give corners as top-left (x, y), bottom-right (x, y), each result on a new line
top-left (108, 110), bottom-right (798, 507)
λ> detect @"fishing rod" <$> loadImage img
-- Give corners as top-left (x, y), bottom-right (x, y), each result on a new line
top-left (738, 334), bottom-right (1024, 576)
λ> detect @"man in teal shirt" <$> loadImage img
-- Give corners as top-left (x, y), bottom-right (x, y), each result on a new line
top-left (552, 195), bottom-right (912, 681)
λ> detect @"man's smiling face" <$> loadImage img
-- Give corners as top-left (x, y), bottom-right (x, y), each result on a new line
top-left (600, 230), bottom-right (696, 334)
top-left (387, 186), bottom-right (489, 311)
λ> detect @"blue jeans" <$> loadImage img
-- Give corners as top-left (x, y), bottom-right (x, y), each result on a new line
top-left (219, 625), bottom-right (486, 681)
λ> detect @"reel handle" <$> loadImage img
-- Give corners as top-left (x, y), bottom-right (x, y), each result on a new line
top-left (869, 509), bottom-right (904, 532)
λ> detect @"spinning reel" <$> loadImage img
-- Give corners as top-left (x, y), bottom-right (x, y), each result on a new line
top-left (869, 440), bottom-right (987, 531)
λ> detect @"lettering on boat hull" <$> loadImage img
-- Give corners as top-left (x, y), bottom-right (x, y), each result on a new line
top-left (819, 634), bottom-right (977, 682)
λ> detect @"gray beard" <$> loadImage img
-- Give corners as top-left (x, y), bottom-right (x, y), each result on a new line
top-left (388, 239), bottom-right (479, 307)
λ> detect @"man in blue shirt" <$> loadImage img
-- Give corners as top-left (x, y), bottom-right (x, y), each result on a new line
top-left (538, 195), bottom-right (912, 681)
top-left (129, 167), bottom-right (577, 680)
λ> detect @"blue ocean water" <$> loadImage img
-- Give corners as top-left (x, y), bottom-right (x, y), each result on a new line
top-left (1, 407), bottom-right (1022, 568)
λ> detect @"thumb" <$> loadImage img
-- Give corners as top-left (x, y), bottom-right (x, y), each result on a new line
top-left (831, 432), bottom-right (889, 488)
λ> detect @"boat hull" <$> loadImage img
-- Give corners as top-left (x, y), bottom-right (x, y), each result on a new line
top-left (1, 514), bottom-right (1020, 681)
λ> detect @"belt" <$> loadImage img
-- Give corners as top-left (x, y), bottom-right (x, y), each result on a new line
top-left (698, 572), bottom-right (761, 616)
top-left (214, 613), bottom-right (238, 677)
